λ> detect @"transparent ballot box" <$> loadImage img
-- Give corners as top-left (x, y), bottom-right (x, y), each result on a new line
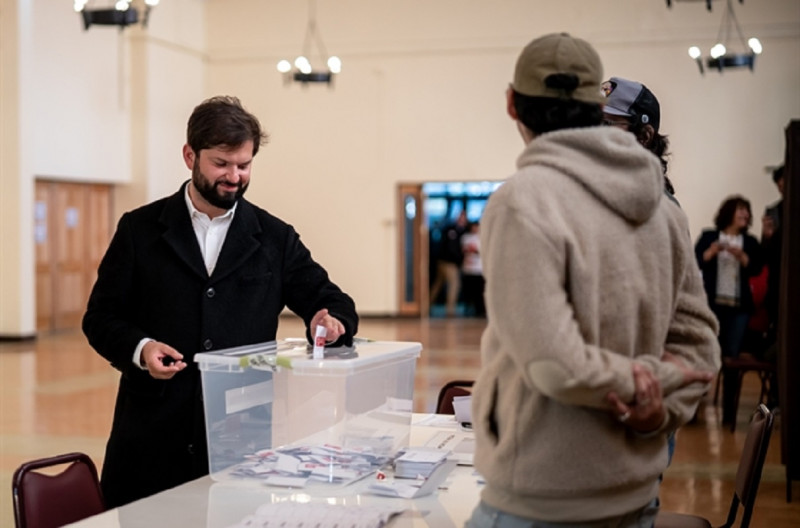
top-left (195, 339), bottom-right (421, 482)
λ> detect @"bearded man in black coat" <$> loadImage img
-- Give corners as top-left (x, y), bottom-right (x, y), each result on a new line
top-left (83, 96), bottom-right (358, 508)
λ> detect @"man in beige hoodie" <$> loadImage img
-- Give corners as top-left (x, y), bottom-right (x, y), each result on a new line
top-left (466, 33), bottom-right (720, 528)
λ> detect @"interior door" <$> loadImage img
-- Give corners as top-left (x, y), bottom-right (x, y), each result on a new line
top-left (35, 180), bottom-right (112, 332)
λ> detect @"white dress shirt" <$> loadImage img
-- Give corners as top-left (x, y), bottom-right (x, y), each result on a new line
top-left (132, 184), bottom-right (237, 368)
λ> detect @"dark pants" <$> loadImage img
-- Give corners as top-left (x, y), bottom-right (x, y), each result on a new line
top-left (461, 273), bottom-right (486, 317)
top-left (714, 304), bottom-right (750, 424)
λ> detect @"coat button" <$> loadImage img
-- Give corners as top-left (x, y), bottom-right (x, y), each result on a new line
top-left (203, 339), bottom-right (213, 350)
top-left (206, 287), bottom-right (215, 298)
top-left (187, 444), bottom-right (195, 454)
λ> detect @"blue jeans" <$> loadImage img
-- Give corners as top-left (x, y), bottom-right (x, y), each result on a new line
top-left (464, 499), bottom-right (659, 528)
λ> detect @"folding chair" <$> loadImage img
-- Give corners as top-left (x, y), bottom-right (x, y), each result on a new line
top-left (12, 452), bottom-right (105, 528)
top-left (436, 380), bottom-right (474, 415)
top-left (714, 354), bottom-right (776, 432)
top-left (655, 404), bottom-right (774, 528)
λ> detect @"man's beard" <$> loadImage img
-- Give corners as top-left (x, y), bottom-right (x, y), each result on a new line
top-left (192, 162), bottom-right (248, 210)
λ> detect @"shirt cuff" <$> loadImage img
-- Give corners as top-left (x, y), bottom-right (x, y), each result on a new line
top-left (133, 338), bottom-right (154, 370)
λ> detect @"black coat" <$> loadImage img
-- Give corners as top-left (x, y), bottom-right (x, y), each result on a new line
top-left (694, 229), bottom-right (763, 313)
top-left (82, 182), bottom-right (358, 507)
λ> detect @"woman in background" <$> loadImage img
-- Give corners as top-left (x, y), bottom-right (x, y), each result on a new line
top-left (460, 222), bottom-right (485, 317)
top-left (695, 195), bottom-right (763, 425)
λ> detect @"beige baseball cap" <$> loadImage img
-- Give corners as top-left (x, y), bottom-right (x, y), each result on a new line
top-left (512, 32), bottom-right (605, 105)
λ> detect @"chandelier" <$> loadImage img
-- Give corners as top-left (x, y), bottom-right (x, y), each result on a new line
top-left (276, 0), bottom-right (341, 86)
top-left (74, 0), bottom-right (160, 30)
top-left (668, 0), bottom-right (762, 74)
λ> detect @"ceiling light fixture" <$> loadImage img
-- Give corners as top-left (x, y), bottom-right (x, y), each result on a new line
top-left (277, 0), bottom-right (341, 87)
top-left (74, 0), bottom-right (160, 31)
top-left (669, 0), bottom-right (762, 74)
top-left (666, 0), bottom-right (714, 11)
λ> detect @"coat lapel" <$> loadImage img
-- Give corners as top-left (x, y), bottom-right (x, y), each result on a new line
top-left (210, 199), bottom-right (262, 283)
top-left (159, 183), bottom-right (208, 280)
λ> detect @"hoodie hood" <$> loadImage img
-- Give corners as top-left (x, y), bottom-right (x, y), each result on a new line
top-left (517, 126), bottom-right (664, 225)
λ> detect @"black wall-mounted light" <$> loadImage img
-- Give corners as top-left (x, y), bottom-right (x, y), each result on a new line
top-left (75, 0), bottom-right (160, 31)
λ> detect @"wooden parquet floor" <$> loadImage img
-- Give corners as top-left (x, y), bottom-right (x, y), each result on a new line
top-left (1, 316), bottom-right (798, 527)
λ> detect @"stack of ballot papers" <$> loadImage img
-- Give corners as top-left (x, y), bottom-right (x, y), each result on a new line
top-left (367, 459), bottom-right (457, 499)
top-left (393, 447), bottom-right (449, 479)
top-left (228, 502), bottom-right (406, 528)
top-left (227, 443), bottom-right (392, 487)
top-left (423, 430), bottom-right (475, 466)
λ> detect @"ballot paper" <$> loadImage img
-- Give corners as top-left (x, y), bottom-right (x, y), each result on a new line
top-left (423, 430), bottom-right (475, 466)
top-left (227, 502), bottom-right (406, 528)
top-left (393, 447), bottom-right (449, 479)
top-left (452, 395), bottom-right (472, 424)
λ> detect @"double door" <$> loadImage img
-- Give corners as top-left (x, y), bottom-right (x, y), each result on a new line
top-left (34, 181), bottom-right (112, 332)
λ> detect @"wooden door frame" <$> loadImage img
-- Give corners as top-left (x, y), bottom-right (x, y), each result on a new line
top-left (396, 184), bottom-right (427, 316)
top-left (396, 181), bottom-right (501, 317)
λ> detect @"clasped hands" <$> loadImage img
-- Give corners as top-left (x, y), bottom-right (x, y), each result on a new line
top-left (606, 352), bottom-right (715, 434)
top-left (141, 308), bottom-right (345, 380)
top-left (704, 241), bottom-right (749, 267)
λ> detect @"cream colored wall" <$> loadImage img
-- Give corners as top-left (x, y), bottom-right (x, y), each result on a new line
top-left (1, 0), bottom-right (798, 334)
top-left (0, 0), bottom-right (205, 336)
top-left (27, 3), bottom-right (132, 184)
top-left (204, 0), bottom-right (800, 315)
top-left (0, 0), bottom-right (28, 335)
top-left (124, 0), bottom-right (206, 213)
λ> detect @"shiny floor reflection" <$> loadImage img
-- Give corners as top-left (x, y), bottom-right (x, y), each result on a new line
top-left (1, 316), bottom-right (797, 527)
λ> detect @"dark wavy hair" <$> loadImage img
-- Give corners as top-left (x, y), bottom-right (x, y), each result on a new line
top-left (512, 91), bottom-right (603, 135)
top-left (714, 195), bottom-right (752, 232)
top-left (626, 119), bottom-right (673, 194)
top-left (773, 165), bottom-right (785, 183)
top-left (187, 96), bottom-right (268, 155)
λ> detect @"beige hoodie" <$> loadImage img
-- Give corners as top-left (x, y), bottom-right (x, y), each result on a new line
top-left (472, 126), bottom-right (720, 522)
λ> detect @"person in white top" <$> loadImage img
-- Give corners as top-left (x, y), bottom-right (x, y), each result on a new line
top-left (694, 195), bottom-right (763, 424)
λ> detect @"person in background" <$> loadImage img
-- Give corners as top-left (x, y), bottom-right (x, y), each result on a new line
top-left (602, 75), bottom-right (682, 458)
top-left (466, 32), bottom-right (718, 528)
top-left (83, 95), bottom-right (358, 508)
top-left (460, 221), bottom-right (485, 317)
top-left (601, 76), bottom-right (675, 198)
top-left (762, 165), bottom-right (785, 337)
top-left (695, 195), bottom-right (763, 425)
top-left (761, 165), bottom-right (785, 408)
top-left (429, 209), bottom-right (468, 316)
